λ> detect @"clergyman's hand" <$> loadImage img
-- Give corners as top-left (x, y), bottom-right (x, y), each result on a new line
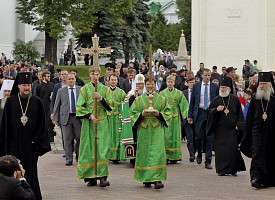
top-left (94, 92), bottom-right (102, 100)
top-left (153, 110), bottom-right (159, 117)
top-left (142, 110), bottom-right (149, 117)
top-left (217, 105), bottom-right (224, 112)
top-left (90, 114), bottom-right (98, 124)
top-left (187, 118), bottom-right (193, 124)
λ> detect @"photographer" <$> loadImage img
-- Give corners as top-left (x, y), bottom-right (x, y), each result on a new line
top-left (0, 155), bottom-right (34, 200)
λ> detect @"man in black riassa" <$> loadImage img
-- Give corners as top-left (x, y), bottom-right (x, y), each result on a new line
top-left (36, 71), bottom-right (55, 142)
top-left (0, 72), bottom-right (51, 200)
top-left (241, 72), bottom-right (275, 189)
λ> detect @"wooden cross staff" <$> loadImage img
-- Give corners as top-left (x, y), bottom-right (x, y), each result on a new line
top-left (80, 34), bottom-right (113, 69)
top-left (80, 34), bottom-right (112, 177)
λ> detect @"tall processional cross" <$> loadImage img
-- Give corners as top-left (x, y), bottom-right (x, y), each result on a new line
top-left (80, 34), bottom-right (113, 69)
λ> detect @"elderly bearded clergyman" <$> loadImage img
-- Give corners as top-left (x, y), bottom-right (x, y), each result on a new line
top-left (207, 76), bottom-right (246, 177)
top-left (241, 72), bottom-right (275, 189)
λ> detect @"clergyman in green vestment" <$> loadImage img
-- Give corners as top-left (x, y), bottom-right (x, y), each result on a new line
top-left (130, 78), bottom-right (172, 189)
top-left (108, 75), bottom-right (126, 163)
top-left (160, 75), bottom-right (189, 163)
top-left (76, 67), bottom-right (113, 187)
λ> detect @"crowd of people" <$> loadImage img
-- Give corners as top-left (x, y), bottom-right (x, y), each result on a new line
top-left (0, 55), bottom-right (274, 199)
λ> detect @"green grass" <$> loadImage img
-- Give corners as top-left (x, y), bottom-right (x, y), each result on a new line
top-left (55, 65), bottom-right (106, 84)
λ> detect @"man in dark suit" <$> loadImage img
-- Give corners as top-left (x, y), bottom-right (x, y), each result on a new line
top-left (0, 155), bottom-right (34, 200)
top-left (50, 69), bottom-right (68, 114)
top-left (70, 69), bottom-right (85, 87)
top-left (52, 73), bottom-right (82, 166)
top-left (183, 77), bottom-right (196, 162)
top-left (188, 68), bottom-right (219, 169)
top-left (121, 68), bottom-right (136, 94)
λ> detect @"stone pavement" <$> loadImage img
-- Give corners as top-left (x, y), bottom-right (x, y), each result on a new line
top-left (39, 129), bottom-right (275, 200)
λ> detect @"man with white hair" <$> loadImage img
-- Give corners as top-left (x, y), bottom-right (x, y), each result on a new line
top-left (207, 76), bottom-right (246, 177)
top-left (241, 72), bottom-right (275, 189)
top-left (0, 80), bottom-right (14, 117)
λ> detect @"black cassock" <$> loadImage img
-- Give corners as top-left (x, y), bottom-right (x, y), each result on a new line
top-left (207, 94), bottom-right (246, 174)
top-left (0, 94), bottom-right (51, 200)
top-left (241, 96), bottom-right (275, 187)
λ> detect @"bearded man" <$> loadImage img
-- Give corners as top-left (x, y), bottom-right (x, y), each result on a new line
top-left (241, 72), bottom-right (275, 189)
top-left (0, 80), bottom-right (14, 117)
top-left (207, 77), bottom-right (246, 176)
top-left (0, 72), bottom-right (51, 200)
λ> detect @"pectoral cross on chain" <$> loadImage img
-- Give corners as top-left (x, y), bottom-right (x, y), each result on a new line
top-left (80, 34), bottom-right (113, 69)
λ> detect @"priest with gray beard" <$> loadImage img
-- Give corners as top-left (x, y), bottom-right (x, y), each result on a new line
top-left (241, 72), bottom-right (275, 189)
top-left (207, 76), bottom-right (246, 177)
top-left (0, 80), bottom-right (14, 117)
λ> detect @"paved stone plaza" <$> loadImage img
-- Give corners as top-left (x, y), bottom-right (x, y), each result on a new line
top-left (38, 130), bottom-right (275, 200)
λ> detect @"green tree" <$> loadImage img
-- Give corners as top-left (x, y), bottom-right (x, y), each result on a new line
top-left (16, 0), bottom-right (138, 65)
top-left (176, 0), bottom-right (191, 52)
top-left (150, 12), bottom-right (182, 52)
top-left (12, 39), bottom-right (40, 62)
top-left (121, 0), bottom-right (151, 64)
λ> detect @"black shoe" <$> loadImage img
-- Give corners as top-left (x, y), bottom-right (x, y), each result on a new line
top-left (189, 157), bottom-right (195, 162)
top-left (205, 163), bottom-right (212, 170)
top-left (154, 181), bottom-right (164, 189)
top-left (75, 155), bottom-right (78, 163)
top-left (218, 174), bottom-right (225, 176)
top-left (231, 173), bottom-right (237, 177)
top-left (65, 161), bottom-right (72, 166)
top-left (196, 156), bottom-right (202, 164)
top-left (130, 159), bottom-right (135, 165)
top-left (169, 160), bottom-right (177, 164)
top-left (251, 179), bottom-right (263, 189)
top-left (143, 182), bottom-right (152, 188)
top-left (99, 177), bottom-right (110, 187)
top-left (86, 179), bottom-right (97, 187)
top-left (111, 160), bottom-right (119, 165)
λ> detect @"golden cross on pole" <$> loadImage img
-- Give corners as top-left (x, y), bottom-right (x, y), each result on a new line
top-left (80, 34), bottom-right (113, 70)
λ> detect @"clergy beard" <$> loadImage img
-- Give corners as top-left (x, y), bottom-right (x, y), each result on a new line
top-left (219, 90), bottom-right (230, 98)
top-left (255, 86), bottom-right (273, 101)
top-left (138, 89), bottom-right (144, 95)
top-left (1, 96), bottom-right (8, 109)
top-left (19, 92), bottom-right (32, 99)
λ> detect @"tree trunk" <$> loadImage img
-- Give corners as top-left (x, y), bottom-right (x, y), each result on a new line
top-left (124, 48), bottom-right (130, 65)
top-left (44, 31), bottom-right (57, 65)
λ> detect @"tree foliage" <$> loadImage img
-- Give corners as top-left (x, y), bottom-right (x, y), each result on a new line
top-left (16, 0), bottom-right (138, 64)
top-left (121, 0), bottom-right (151, 63)
top-left (12, 39), bottom-right (40, 62)
top-left (150, 12), bottom-right (182, 52)
top-left (176, 0), bottom-right (191, 52)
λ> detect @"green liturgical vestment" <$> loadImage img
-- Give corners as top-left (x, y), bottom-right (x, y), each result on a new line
top-left (108, 87), bottom-right (126, 160)
top-left (160, 88), bottom-right (189, 160)
top-left (76, 82), bottom-right (113, 179)
top-left (130, 93), bottom-right (172, 182)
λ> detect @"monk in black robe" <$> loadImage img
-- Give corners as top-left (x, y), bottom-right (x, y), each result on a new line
top-left (0, 72), bottom-right (51, 200)
top-left (207, 77), bottom-right (245, 176)
top-left (241, 72), bottom-right (275, 188)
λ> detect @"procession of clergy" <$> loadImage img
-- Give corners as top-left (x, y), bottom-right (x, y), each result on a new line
top-left (0, 59), bottom-right (275, 200)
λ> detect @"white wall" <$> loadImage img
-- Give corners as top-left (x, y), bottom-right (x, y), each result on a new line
top-left (192, 0), bottom-right (275, 74)
top-left (0, 0), bottom-right (17, 58)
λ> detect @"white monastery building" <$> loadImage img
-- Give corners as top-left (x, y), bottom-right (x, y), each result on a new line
top-left (192, 0), bottom-right (275, 73)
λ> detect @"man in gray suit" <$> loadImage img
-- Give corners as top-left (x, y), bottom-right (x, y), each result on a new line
top-left (52, 73), bottom-right (82, 166)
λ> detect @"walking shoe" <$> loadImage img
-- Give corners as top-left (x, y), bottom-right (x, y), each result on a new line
top-left (154, 181), bottom-right (164, 189)
top-left (231, 173), bottom-right (237, 177)
top-left (251, 179), bottom-right (263, 189)
top-left (143, 182), bottom-right (152, 188)
top-left (189, 157), bottom-right (195, 162)
top-left (99, 177), bottom-right (110, 187)
top-left (86, 179), bottom-right (97, 187)
top-left (196, 156), bottom-right (202, 164)
top-left (205, 163), bottom-right (212, 169)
